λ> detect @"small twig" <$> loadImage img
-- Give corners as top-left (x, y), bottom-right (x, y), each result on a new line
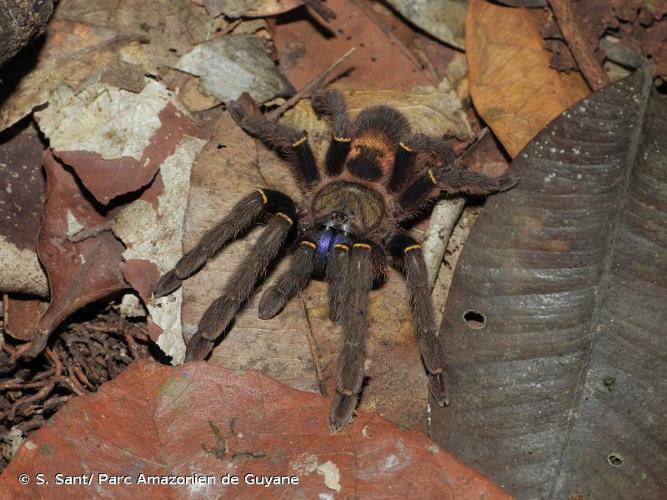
top-left (45, 347), bottom-right (62, 377)
top-left (548, 0), bottom-right (609, 91)
top-left (8, 382), bottom-right (55, 420)
top-left (298, 295), bottom-right (327, 397)
top-left (265, 47), bottom-right (356, 122)
top-left (71, 365), bottom-right (95, 391)
top-left (422, 198), bottom-right (466, 291)
top-left (232, 451), bottom-right (266, 461)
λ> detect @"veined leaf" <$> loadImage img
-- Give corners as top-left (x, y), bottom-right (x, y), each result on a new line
top-left (431, 65), bottom-right (666, 498)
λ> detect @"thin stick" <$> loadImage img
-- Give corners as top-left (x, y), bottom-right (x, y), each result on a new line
top-left (265, 47), bottom-right (356, 122)
top-left (422, 198), bottom-right (466, 290)
top-left (548, 0), bottom-right (609, 91)
top-left (298, 294), bottom-right (327, 397)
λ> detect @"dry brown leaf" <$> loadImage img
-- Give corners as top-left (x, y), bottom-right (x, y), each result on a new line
top-left (273, 0), bottom-right (433, 90)
top-left (283, 80), bottom-right (472, 144)
top-left (466, 0), bottom-right (590, 157)
top-left (0, 121), bottom-right (48, 296)
top-left (0, 360), bottom-right (509, 498)
top-left (0, 19), bottom-right (130, 132)
top-left (24, 151), bottom-right (128, 353)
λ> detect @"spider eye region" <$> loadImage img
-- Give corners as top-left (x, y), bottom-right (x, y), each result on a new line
top-left (311, 181), bottom-right (385, 235)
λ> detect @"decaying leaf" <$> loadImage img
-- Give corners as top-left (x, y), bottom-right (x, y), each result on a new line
top-left (35, 77), bottom-right (201, 204)
top-left (0, 18), bottom-right (128, 132)
top-left (386, 0), bottom-right (466, 49)
top-left (431, 66), bottom-right (667, 498)
top-left (25, 152), bottom-right (128, 353)
top-left (283, 79), bottom-right (472, 146)
top-left (0, 121), bottom-right (48, 296)
top-left (0, 360), bottom-right (510, 499)
top-left (112, 134), bottom-right (207, 363)
top-left (52, 0), bottom-right (211, 69)
top-left (466, 0), bottom-right (590, 157)
top-left (273, 0), bottom-right (434, 90)
top-left (175, 35), bottom-right (295, 104)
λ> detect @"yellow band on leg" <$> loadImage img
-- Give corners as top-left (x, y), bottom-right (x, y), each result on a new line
top-left (275, 212), bottom-right (294, 225)
top-left (353, 243), bottom-right (371, 250)
top-left (404, 244), bottom-right (422, 253)
top-left (291, 136), bottom-right (307, 147)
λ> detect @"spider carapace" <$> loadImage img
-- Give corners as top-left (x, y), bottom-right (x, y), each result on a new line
top-left (154, 89), bottom-right (516, 431)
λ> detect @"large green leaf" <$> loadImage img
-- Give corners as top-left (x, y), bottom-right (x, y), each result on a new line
top-left (431, 65), bottom-right (666, 498)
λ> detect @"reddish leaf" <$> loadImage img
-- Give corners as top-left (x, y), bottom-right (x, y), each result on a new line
top-left (35, 80), bottom-right (202, 205)
top-left (2, 296), bottom-right (48, 341)
top-left (272, 0), bottom-right (433, 90)
top-left (0, 121), bottom-right (48, 296)
top-left (0, 360), bottom-right (509, 498)
top-left (24, 151), bottom-right (128, 353)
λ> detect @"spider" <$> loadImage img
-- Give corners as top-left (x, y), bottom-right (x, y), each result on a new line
top-left (154, 89), bottom-right (517, 431)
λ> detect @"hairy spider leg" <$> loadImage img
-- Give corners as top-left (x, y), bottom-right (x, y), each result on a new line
top-left (326, 242), bottom-right (350, 323)
top-left (387, 232), bottom-right (448, 406)
top-left (330, 242), bottom-right (374, 432)
top-left (258, 239), bottom-right (317, 319)
top-left (397, 164), bottom-right (519, 218)
top-left (229, 100), bottom-right (320, 188)
top-left (184, 208), bottom-right (295, 362)
top-left (312, 88), bottom-right (353, 177)
top-left (388, 141), bottom-right (418, 193)
top-left (152, 188), bottom-right (296, 361)
top-left (154, 189), bottom-right (283, 297)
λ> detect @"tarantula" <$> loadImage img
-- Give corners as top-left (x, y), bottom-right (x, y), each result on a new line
top-left (154, 89), bottom-right (516, 431)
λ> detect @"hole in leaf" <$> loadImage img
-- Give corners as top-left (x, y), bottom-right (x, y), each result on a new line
top-left (463, 310), bottom-right (486, 329)
top-left (607, 453), bottom-right (623, 467)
